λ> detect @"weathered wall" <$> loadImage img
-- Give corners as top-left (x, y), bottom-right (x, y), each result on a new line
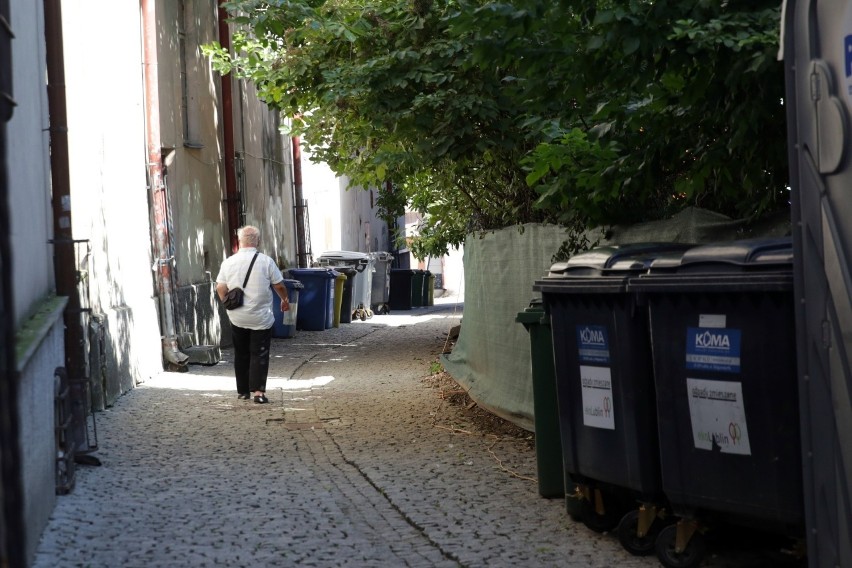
top-left (234, 79), bottom-right (296, 268)
top-left (156, 0), bottom-right (228, 349)
top-left (16, 303), bottom-right (66, 566)
top-left (154, 4), bottom-right (296, 349)
top-left (339, 179), bottom-right (391, 254)
top-left (7, 1), bottom-right (64, 563)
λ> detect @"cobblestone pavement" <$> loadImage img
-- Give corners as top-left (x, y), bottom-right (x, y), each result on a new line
top-left (32, 301), bottom-right (797, 568)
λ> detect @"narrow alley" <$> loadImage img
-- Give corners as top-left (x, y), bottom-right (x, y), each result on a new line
top-left (31, 301), bottom-right (794, 567)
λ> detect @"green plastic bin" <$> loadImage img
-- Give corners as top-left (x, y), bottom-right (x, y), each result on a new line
top-left (422, 271), bottom-right (435, 306)
top-left (516, 300), bottom-right (564, 499)
top-left (411, 270), bottom-right (426, 308)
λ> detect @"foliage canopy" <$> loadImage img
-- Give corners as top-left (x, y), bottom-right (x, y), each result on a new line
top-left (206, 0), bottom-right (786, 258)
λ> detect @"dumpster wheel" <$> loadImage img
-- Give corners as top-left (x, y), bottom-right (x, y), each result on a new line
top-left (578, 489), bottom-right (622, 533)
top-left (617, 507), bottom-right (664, 556)
top-left (655, 521), bottom-right (706, 568)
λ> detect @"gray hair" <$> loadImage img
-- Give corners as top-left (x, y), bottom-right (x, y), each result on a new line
top-left (237, 225), bottom-right (260, 247)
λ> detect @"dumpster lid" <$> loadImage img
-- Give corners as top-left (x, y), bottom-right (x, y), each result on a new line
top-left (287, 267), bottom-right (340, 279)
top-left (546, 242), bottom-right (695, 277)
top-left (317, 251), bottom-right (370, 272)
top-left (317, 250), bottom-right (370, 262)
top-left (648, 237), bottom-right (793, 273)
top-left (515, 301), bottom-right (547, 326)
top-left (280, 278), bottom-right (304, 289)
top-left (368, 251), bottom-right (394, 261)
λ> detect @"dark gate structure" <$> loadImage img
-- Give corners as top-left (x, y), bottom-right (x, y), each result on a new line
top-left (785, 2), bottom-right (852, 567)
top-left (0, 0), bottom-right (26, 565)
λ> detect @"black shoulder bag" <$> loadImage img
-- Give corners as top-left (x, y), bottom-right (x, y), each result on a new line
top-left (223, 252), bottom-right (259, 310)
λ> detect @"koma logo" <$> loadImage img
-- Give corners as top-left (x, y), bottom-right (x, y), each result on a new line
top-left (579, 327), bottom-right (606, 345)
top-left (695, 330), bottom-right (730, 350)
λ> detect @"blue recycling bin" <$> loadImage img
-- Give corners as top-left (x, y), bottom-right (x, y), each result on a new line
top-left (287, 268), bottom-right (338, 331)
top-left (271, 279), bottom-right (303, 338)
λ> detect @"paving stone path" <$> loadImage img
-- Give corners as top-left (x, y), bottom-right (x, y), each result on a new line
top-left (32, 301), bottom-right (790, 567)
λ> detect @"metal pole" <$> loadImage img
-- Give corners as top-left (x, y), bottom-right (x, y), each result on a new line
top-left (292, 135), bottom-right (308, 268)
top-left (217, 6), bottom-right (239, 253)
top-left (141, 0), bottom-right (187, 369)
top-left (44, 0), bottom-right (86, 385)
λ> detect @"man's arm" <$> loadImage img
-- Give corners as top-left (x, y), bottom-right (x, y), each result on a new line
top-left (216, 282), bottom-right (230, 302)
top-left (272, 281), bottom-right (290, 311)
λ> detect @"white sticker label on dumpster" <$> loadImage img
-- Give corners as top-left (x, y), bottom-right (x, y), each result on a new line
top-left (580, 366), bottom-right (615, 430)
top-left (686, 378), bottom-right (751, 455)
top-left (698, 314), bottom-right (726, 329)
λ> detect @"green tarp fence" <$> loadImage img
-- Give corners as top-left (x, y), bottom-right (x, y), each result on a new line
top-left (440, 207), bottom-right (790, 431)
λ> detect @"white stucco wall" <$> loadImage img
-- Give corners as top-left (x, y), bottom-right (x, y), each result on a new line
top-left (300, 145), bottom-right (341, 260)
top-left (62, 0), bottom-right (164, 391)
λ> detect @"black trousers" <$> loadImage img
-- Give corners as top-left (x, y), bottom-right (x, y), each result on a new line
top-left (230, 325), bottom-right (272, 394)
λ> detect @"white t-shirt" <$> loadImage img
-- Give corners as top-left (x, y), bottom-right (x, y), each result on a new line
top-left (216, 247), bottom-right (284, 330)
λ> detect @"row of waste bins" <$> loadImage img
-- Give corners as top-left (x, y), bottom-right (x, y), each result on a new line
top-left (518, 238), bottom-right (803, 568)
top-left (270, 251), bottom-right (438, 337)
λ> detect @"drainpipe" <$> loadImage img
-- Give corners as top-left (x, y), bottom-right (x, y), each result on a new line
top-left (141, 0), bottom-right (187, 369)
top-left (217, 6), bottom-right (239, 253)
top-left (43, 1), bottom-right (88, 383)
top-left (0, 4), bottom-right (25, 564)
top-left (292, 135), bottom-right (308, 268)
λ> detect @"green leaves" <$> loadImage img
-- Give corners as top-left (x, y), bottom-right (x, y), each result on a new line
top-left (207, 0), bottom-right (790, 257)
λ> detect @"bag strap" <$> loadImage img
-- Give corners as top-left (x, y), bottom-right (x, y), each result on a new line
top-left (242, 252), bottom-right (259, 288)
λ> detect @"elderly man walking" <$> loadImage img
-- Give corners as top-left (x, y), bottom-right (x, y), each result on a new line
top-left (216, 225), bottom-right (289, 404)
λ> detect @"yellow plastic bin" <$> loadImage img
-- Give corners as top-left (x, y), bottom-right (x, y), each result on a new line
top-left (333, 272), bottom-right (347, 328)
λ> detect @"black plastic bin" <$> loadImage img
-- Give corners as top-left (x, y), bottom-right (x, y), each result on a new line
top-left (336, 267), bottom-right (357, 324)
top-left (629, 238), bottom-right (804, 566)
top-left (516, 300), bottom-right (564, 499)
top-left (389, 269), bottom-right (415, 310)
top-left (534, 242), bottom-right (693, 550)
top-left (411, 269), bottom-right (426, 308)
